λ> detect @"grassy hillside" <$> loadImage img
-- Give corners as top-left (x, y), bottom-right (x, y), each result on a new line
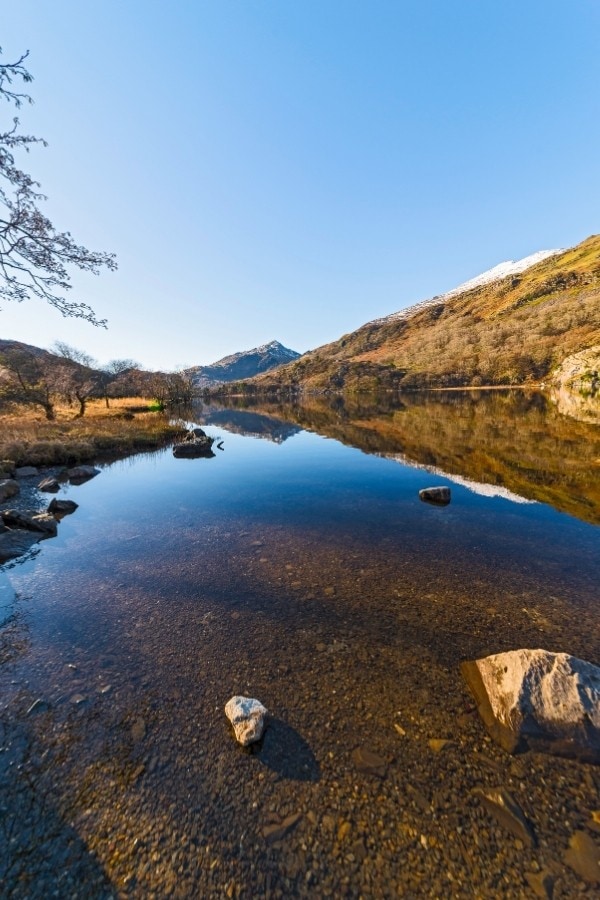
top-left (241, 235), bottom-right (600, 394)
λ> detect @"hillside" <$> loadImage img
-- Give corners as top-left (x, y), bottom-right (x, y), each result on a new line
top-left (186, 340), bottom-right (300, 387)
top-left (237, 235), bottom-right (600, 395)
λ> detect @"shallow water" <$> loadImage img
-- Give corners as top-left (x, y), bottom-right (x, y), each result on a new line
top-left (1, 393), bottom-right (599, 898)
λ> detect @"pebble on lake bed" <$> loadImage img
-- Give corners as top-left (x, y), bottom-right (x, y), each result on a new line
top-left (225, 696), bottom-right (268, 746)
top-left (419, 486), bottom-right (451, 505)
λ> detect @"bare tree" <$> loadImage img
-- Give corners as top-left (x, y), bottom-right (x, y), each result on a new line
top-left (0, 346), bottom-right (64, 419)
top-left (52, 341), bottom-right (100, 416)
top-left (99, 358), bottom-right (140, 407)
top-left (0, 48), bottom-right (116, 325)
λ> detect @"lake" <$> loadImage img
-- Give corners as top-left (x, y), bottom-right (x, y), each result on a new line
top-left (1, 391), bottom-right (599, 897)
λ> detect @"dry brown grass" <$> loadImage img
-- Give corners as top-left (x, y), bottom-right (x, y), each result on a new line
top-left (0, 397), bottom-right (184, 467)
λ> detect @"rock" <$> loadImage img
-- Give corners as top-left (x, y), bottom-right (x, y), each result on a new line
top-left (68, 465), bottom-right (100, 484)
top-left (0, 479), bottom-right (20, 502)
top-left (173, 438), bottom-right (215, 459)
top-left (262, 813), bottom-right (302, 844)
top-left (564, 830), bottom-right (600, 883)
top-left (131, 717), bottom-right (147, 743)
top-left (472, 787), bottom-right (536, 848)
top-left (192, 427), bottom-right (207, 438)
top-left (1, 510), bottom-right (58, 535)
top-left (525, 870), bottom-right (555, 900)
top-left (351, 746), bottom-right (387, 778)
top-left (0, 530), bottom-right (41, 563)
top-left (48, 498), bottom-right (79, 516)
top-left (0, 461), bottom-right (15, 479)
top-left (419, 486), bottom-right (451, 505)
top-left (15, 466), bottom-right (39, 478)
top-left (225, 696), bottom-right (268, 746)
top-left (38, 476), bottom-right (60, 493)
top-left (428, 739), bottom-right (452, 753)
top-left (461, 649), bottom-right (600, 762)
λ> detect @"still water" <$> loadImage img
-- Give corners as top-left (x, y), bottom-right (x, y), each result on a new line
top-left (1, 392), bottom-right (599, 898)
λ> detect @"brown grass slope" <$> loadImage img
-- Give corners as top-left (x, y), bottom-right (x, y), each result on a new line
top-left (248, 234), bottom-right (600, 393)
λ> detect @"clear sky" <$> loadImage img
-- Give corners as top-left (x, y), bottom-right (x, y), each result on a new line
top-left (1, 1), bottom-right (599, 370)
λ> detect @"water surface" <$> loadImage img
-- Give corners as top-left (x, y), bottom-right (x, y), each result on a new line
top-left (1, 392), bottom-right (599, 897)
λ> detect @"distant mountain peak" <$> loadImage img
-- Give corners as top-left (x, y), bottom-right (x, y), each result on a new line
top-left (185, 340), bottom-right (301, 386)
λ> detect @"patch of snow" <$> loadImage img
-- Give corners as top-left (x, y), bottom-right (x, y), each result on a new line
top-left (371, 248), bottom-right (564, 327)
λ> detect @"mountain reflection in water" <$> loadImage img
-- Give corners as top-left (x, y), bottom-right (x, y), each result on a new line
top-left (202, 390), bottom-right (600, 525)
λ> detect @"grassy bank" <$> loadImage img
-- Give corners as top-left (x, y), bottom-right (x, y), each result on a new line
top-left (0, 398), bottom-right (184, 468)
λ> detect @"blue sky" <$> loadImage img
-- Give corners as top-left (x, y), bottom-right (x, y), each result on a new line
top-left (1, 1), bottom-right (599, 370)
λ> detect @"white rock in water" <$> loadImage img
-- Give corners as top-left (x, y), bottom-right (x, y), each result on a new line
top-left (461, 648), bottom-right (600, 762)
top-left (225, 695), bottom-right (267, 746)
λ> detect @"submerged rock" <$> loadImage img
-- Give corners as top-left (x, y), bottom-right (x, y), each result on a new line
top-left (564, 830), bottom-right (600, 883)
top-left (419, 486), bottom-right (451, 505)
top-left (0, 479), bottom-right (19, 503)
top-left (472, 787), bottom-right (536, 847)
top-left (351, 746), bottom-right (388, 778)
top-left (15, 466), bottom-right (39, 478)
top-left (0, 530), bottom-right (42, 563)
top-left (461, 648), bottom-right (600, 762)
top-left (225, 696), bottom-right (268, 746)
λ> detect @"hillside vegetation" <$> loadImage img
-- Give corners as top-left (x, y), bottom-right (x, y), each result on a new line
top-left (243, 235), bottom-right (600, 394)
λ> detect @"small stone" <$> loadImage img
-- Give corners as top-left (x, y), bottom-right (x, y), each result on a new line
top-left (337, 821), bottom-right (352, 842)
top-left (351, 747), bottom-right (387, 778)
top-left (419, 486), bottom-right (451, 505)
top-left (38, 476), bottom-right (60, 493)
top-left (225, 696), bottom-right (267, 746)
top-left (472, 788), bottom-right (536, 848)
top-left (564, 830), bottom-right (600, 883)
top-left (316, 642), bottom-right (327, 653)
top-left (525, 870), bottom-right (554, 900)
top-left (131, 717), bottom-right (147, 742)
top-left (324, 586), bottom-right (336, 596)
top-left (428, 739), bottom-right (452, 753)
top-left (263, 813), bottom-right (302, 844)
top-left (394, 724), bottom-right (407, 737)
top-left (71, 694), bottom-right (86, 705)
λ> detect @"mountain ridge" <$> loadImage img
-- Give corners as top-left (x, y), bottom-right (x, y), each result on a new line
top-left (228, 235), bottom-right (600, 398)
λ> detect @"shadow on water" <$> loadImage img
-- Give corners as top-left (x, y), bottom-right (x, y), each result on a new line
top-left (253, 718), bottom-right (321, 782)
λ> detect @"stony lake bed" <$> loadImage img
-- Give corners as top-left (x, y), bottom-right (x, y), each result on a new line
top-left (1, 393), bottom-right (600, 898)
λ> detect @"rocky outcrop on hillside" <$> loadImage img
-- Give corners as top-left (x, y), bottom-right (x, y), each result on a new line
top-left (550, 345), bottom-right (600, 423)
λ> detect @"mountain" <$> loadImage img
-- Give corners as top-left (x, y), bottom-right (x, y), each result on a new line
top-left (233, 235), bottom-right (600, 397)
top-left (185, 340), bottom-right (301, 387)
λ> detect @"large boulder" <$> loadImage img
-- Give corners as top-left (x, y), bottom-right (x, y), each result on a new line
top-left (38, 476), bottom-right (60, 493)
top-left (0, 479), bottom-right (20, 503)
top-left (461, 648), bottom-right (600, 762)
top-left (225, 696), bottom-right (268, 746)
top-left (15, 466), bottom-right (39, 479)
